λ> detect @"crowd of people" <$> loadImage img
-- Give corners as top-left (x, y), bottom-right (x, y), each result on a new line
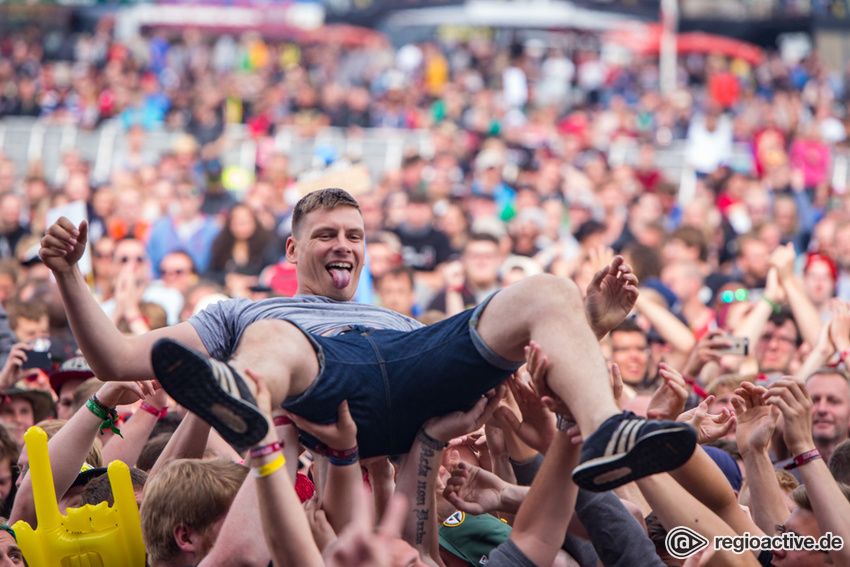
top-left (0, 12), bottom-right (847, 567)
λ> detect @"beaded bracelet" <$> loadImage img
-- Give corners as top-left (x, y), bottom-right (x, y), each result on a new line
top-left (784, 449), bottom-right (821, 470)
top-left (86, 395), bottom-right (123, 438)
top-left (253, 454), bottom-right (286, 478)
top-left (416, 428), bottom-right (449, 451)
top-left (250, 441), bottom-right (282, 460)
top-left (327, 445), bottom-right (359, 467)
top-left (139, 402), bottom-right (167, 419)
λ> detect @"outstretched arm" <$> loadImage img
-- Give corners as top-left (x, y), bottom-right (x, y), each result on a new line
top-left (766, 378), bottom-right (850, 566)
top-left (41, 218), bottom-right (205, 381)
top-left (733, 382), bottom-right (789, 535)
top-left (11, 380), bottom-right (151, 526)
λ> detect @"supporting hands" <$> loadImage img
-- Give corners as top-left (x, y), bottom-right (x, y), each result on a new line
top-left (443, 461), bottom-right (519, 515)
top-left (285, 400), bottom-right (357, 452)
top-left (676, 395), bottom-right (736, 444)
top-left (424, 384), bottom-right (506, 444)
top-left (830, 299), bottom-right (850, 356)
top-left (497, 372), bottom-right (556, 455)
top-left (95, 380), bottom-right (156, 409)
top-left (39, 218), bottom-right (87, 274)
top-left (763, 378), bottom-right (815, 457)
top-left (731, 382), bottom-right (778, 457)
top-left (646, 362), bottom-right (689, 420)
top-left (585, 255), bottom-right (639, 340)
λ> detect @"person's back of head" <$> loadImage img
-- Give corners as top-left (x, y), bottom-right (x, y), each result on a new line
top-left (78, 467), bottom-right (148, 508)
top-left (829, 439), bottom-right (850, 485)
top-left (141, 458), bottom-right (247, 566)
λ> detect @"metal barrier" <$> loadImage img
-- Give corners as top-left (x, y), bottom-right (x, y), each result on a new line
top-left (1, 117), bottom-right (848, 195)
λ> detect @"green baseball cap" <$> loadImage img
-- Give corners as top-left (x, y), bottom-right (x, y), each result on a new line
top-left (438, 511), bottom-right (512, 565)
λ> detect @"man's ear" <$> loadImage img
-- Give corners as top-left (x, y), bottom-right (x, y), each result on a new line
top-left (174, 523), bottom-right (196, 553)
top-left (285, 236), bottom-right (297, 264)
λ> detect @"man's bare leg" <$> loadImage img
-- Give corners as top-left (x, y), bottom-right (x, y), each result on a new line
top-left (153, 319), bottom-right (320, 447)
top-left (476, 274), bottom-right (620, 436)
top-left (226, 320), bottom-right (321, 405)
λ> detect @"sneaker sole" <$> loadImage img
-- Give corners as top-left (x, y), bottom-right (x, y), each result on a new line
top-left (152, 339), bottom-right (268, 448)
top-left (571, 425), bottom-right (696, 492)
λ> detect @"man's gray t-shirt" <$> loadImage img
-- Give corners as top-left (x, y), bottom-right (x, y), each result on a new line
top-left (189, 295), bottom-right (424, 361)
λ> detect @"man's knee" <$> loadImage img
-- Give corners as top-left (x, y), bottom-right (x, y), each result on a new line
top-left (519, 274), bottom-right (583, 313)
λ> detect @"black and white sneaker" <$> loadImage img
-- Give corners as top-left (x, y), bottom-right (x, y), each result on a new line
top-left (152, 338), bottom-right (268, 448)
top-left (571, 411), bottom-right (697, 492)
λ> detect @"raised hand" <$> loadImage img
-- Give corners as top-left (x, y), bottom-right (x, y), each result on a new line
top-left (497, 373), bottom-right (556, 454)
top-left (96, 380), bottom-right (156, 408)
top-left (39, 218), bottom-right (88, 274)
top-left (285, 400), bottom-right (357, 451)
top-left (646, 363), bottom-right (689, 420)
top-left (732, 382), bottom-right (778, 457)
top-left (829, 299), bottom-right (850, 355)
top-left (443, 461), bottom-right (513, 515)
top-left (585, 255), bottom-right (639, 339)
top-left (677, 395), bottom-right (736, 444)
top-left (763, 378), bottom-right (815, 457)
top-left (425, 384), bottom-right (506, 444)
top-left (683, 330), bottom-right (733, 379)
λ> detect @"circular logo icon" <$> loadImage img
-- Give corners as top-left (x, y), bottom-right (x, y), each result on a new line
top-left (665, 526), bottom-right (710, 560)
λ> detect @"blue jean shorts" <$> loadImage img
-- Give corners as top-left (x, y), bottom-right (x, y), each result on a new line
top-left (280, 295), bottom-right (521, 458)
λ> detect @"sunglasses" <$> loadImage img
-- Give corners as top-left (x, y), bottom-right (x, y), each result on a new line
top-left (719, 289), bottom-right (748, 304)
top-left (160, 268), bottom-right (188, 277)
top-left (118, 256), bottom-right (146, 264)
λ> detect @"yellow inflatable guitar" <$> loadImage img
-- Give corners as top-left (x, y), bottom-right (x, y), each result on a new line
top-left (12, 427), bottom-right (145, 566)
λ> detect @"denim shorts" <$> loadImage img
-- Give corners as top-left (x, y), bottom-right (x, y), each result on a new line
top-left (280, 295), bottom-right (521, 458)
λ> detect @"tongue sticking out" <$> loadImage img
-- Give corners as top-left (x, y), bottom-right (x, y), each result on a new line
top-left (329, 268), bottom-right (351, 289)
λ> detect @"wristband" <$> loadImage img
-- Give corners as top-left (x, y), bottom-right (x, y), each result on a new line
top-left (139, 402), bottom-right (167, 419)
top-left (250, 441), bottom-right (282, 460)
top-left (417, 428), bottom-right (449, 451)
top-left (273, 415), bottom-right (293, 427)
top-left (253, 454), bottom-right (286, 478)
top-left (86, 395), bottom-right (123, 438)
top-left (682, 376), bottom-right (709, 400)
top-left (762, 296), bottom-right (781, 313)
top-left (784, 449), bottom-right (821, 470)
top-left (556, 414), bottom-right (576, 432)
top-left (840, 349), bottom-right (850, 365)
top-left (126, 315), bottom-right (148, 326)
top-left (328, 445), bottom-right (360, 467)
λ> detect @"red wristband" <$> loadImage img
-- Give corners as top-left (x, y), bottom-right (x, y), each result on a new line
top-left (682, 376), bottom-right (709, 400)
top-left (273, 415), bottom-right (293, 427)
top-left (139, 402), bottom-right (167, 419)
top-left (326, 445), bottom-right (359, 460)
top-left (784, 449), bottom-right (821, 470)
top-left (250, 441), bottom-right (282, 460)
top-left (840, 349), bottom-right (850, 364)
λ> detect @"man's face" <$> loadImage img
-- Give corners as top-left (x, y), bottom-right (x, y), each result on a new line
top-left (739, 240), bottom-right (770, 281)
top-left (610, 330), bottom-right (649, 386)
top-left (113, 239), bottom-right (149, 280)
top-left (0, 397), bottom-right (34, 447)
top-left (0, 529), bottom-right (24, 566)
top-left (56, 379), bottom-right (84, 421)
top-left (14, 316), bottom-right (48, 344)
top-left (159, 253), bottom-right (196, 294)
top-left (367, 242), bottom-right (399, 281)
top-left (803, 261), bottom-right (835, 305)
top-left (771, 508), bottom-right (828, 566)
top-left (807, 373), bottom-right (850, 447)
top-left (462, 240), bottom-right (501, 289)
top-left (755, 320), bottom-right (798, 374)
top-left (378, 273), bottom-right (415, 317)
top-left (286, 206), bottom-right (365, 301)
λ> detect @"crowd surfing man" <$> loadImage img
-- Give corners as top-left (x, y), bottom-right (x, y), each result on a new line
top-left (40, 187), bottom-right (697, 492)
